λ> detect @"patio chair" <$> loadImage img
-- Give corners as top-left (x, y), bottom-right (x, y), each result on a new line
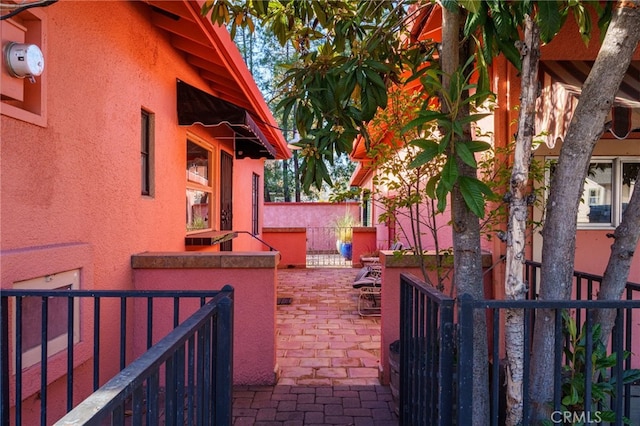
top-left (353, 264), bottom-right (382, 316)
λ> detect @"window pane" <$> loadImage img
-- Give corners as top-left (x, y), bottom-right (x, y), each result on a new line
top-left (579, 162), bottom-right (612, 224)
top-left (252, 173), bottom-right (259, 235)
top-left (141, 111), bottom-right (150, 195)
top-left (187, 141), bottom-right (209, 186)
top-left (22, 285), bottom-right (71, 352)
top-left (187, 189), bottom-right (210, 231)
top-left (622, 162), bottom-right (640, 215)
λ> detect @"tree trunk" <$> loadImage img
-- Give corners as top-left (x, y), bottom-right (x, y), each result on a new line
top-left (529, 2), bottom-right (640, 421)
top-left (293, 151), bottom-right (301, 202)
top-left (593, 168), bottom-right (640, 343)
top-left (504, 15), bottom-right (540, 426)
top-left (283, 159), bottom-right (290, 202)
top-left (441, 6), bottom-right (489, 424)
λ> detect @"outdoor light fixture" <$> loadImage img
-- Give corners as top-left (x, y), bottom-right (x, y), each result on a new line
top-left (4, 42), bottom-right (44, 83)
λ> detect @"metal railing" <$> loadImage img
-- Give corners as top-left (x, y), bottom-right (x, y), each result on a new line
top-left (399, 273), bottom-right (455, 425)
top-left (306, 227), bottom-right (352, 267)
top-left (398, 263), bottom-right (640, 426)
top-left (457, 297), bottom-right (640, 426)
top-left (1, 287), bottom-right (234, 426)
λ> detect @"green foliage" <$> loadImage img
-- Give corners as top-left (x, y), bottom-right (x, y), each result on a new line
top-left (332, 212), bottom-right (357, 243)
top-left (202, 0), bottom-right (432, 194)
top-left (404, 60), bottom-right (494, 218)
top-left (201, 0), bottom-right (616, 220)
top-left (477, 133), bottom-right (552, 241)
top-left (463, 1), bottom-right (613, 71)
top-left (359, 89), bottom-right (452, 288)
top-left (186, 214), bottom-right (207, 232)
top-left (551, 311), bottom-right (640, 425)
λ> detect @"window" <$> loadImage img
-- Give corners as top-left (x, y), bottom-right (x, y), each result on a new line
top-left (621, 162), bottom-right (639, 215)
top-left (578, 161), bottom-right (612, 225)
top-left (186, 139), bottom-right (213, 231)
top-left (13, 269), bottom-right (81, 369)
top-left (141, 110), bottom-right (154, 196)
top-left (362, 190), bottom-right (372, 226)
top-left (570, 158), bottom-right (639, 228)
top-left (252, 173), bottom-right (259, 235)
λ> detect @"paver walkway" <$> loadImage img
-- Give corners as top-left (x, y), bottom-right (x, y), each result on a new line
top-left (232, 268), bottom-right (398, 425)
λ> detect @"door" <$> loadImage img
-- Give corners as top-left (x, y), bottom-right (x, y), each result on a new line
top-left (220, 151), bottom-right (233, 251)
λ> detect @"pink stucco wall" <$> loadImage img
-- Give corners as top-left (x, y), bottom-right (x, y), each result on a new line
top-left (262, 227), bottom-right (307, 268)
top-left (378, 252), bottom-right (494, 385)
top-left (131, 252), bottom-right (279, 385)
top-left (351, 227), bottom-right (377, 267)
top-left (264, 202), bottom-right (360, 228)
top-left (1, 1), bottom-right (276, 421)
top-left (264, 202), bottom-right (362, 254)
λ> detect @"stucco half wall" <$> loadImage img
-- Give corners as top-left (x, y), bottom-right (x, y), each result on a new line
top-left (131, 251), bottom-right (279, 385)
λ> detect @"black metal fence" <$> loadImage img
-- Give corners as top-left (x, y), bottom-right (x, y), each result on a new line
top-left (458, 296), bottom-right (640, 426)
top-left (399, 273), bottom-right (455, 425)
top-left (398, 265), bottom-right (640, 426)
top-left (1, 286), bottom-right (234, 425)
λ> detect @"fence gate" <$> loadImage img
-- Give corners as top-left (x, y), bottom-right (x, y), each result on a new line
top-left (306, 227), bottom-right (352, 267)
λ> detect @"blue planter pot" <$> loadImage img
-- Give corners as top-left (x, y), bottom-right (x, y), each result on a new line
top-left (339, 242), bottom-right (352, 260)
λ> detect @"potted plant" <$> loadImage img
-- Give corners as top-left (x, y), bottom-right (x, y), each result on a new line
top-left (333, 212), bottom-right (357, 260)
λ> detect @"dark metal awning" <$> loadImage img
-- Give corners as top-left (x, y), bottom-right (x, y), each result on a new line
top-left (177, 80), bottom-right (277, 159)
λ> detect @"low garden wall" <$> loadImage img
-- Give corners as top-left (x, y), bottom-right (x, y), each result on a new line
top-left (131, 251), bottom-right (279, 385)
top-left (379, 251), bottom-right (494, 384)
top-left (263, 227), bottom-right (307, 268)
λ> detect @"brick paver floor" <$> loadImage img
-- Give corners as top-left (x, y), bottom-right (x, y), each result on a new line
top-left (232, 268), bottom-right (398, 425)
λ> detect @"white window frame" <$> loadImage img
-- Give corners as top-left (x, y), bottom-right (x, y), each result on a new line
top-left (546, 156), bottom-right (639, 229)
top-left (12, 269), bottom-right (81, 370)
top-left (186, 136), bottom-right (215, 233)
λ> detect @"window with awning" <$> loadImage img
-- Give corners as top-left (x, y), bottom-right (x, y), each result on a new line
top-left (176, 80), bottom-right (277, 159)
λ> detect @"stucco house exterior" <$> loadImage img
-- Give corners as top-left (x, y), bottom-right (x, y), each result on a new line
top-left (1, 0), bottom-right (289, 421)
top-left (349, 6), bottom-right (640, 288)
top-left (347, 6), bottom-right (640, 382)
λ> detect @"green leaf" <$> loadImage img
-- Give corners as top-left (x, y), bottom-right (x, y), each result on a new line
top-left (364, 59), bottom-right (391, 73)
top-left (622, 369), bottom-right (640, 384)
top-left (364, 68), bottom-right (386, 90)
top-left (561, 385), bottom-right (579, 406)
top-left (465, 140), bottom-right (492, 152)
top-left (458, 176), bottom-right (492, 218)
top-left (409, 139), bottom-right (439, 168)
top-left (495, 35), bottom-right (522, 71)
top-left (440, 158), bottom-right (459, 192)
top-left (438, 132), bottom-right (451, 154)
top-left (460, 0), bottom-right (482, 14)
top-left (566, 315), bottom-right (577, 339)
top-left (425, 175), bottom-right (439, 198)
top-left (440, 0), bottom-right (459, 13)
top-left (402, 111), bottom-right (447, 133)
top-left (456, 142), bottom-right (477, 168)
top-left (537, 1), bottom-right (562, 43)
top-left (435, 181), bottom-right (449, 212)
top-left (489, 3), bottom-right (515, 39)
top-left (458, 113), bottom-right (492, 126)
top-left (311, 1), bottom-right (327, 26)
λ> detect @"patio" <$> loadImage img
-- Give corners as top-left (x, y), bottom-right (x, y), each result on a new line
top-left (231, 268), bottom-right (398, 425)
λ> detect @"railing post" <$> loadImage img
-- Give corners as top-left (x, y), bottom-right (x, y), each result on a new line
top-left (457, 294), bottom-right (474, 426)
top-left (1, 296), bottom-right (9, 426)
top-left (439, 299), bottom-right (454, 426)
top-left (214, 286), bottom-right (234, 426)
top-left (399, 274), bottom-right (411, 424)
